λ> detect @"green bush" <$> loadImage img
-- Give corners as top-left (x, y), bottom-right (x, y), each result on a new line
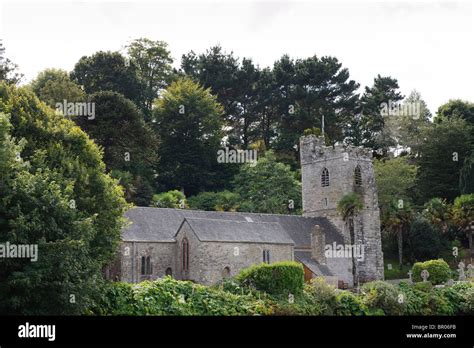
top-left (305, 278), bottom-right (338, 315)
top-left (412, 259), bottom-right (451, 285)
top-left (461, 287), bottom-right (474, 314)
top-left (361, 281), bottom-right (402, 315)
top-left (398, 281), bottom-right (430, 315)
top-left (236, 261), bottom-right (304, 296)
top-left (92, 277), bottom-right (272, 316)
top-left (335, 291), bottom-right (368, 316)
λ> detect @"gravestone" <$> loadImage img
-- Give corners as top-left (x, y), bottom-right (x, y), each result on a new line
top-left (421, 269), bottom-right (429, 282)
top-left (458, 262), bottom-right (466, 281)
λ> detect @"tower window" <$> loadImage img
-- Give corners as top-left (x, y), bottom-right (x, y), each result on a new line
top-left (321, 168), bottom-right (330, 187)
top-left (354, 165), bottom-right (362, 187)
top-left (181, 238), bottom-right (189, 272)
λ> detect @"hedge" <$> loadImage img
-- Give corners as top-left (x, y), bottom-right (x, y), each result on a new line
top-left (412, 259), bottom-right (451, 285)
top-left (235, 261), bottom-right (305, 296)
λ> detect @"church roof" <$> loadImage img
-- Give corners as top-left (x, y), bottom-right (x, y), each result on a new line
top-left (294, 251), bottom-right (333, 276)
top-left (122, 207), bottom-right (343, 248)
top-left (179, 217), bottom-right (294, 245)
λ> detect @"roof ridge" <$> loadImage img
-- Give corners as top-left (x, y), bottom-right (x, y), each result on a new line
top-left (131, 206), bottom-right (320, 219)
top-left (184, 217), bottom-right (282, 225)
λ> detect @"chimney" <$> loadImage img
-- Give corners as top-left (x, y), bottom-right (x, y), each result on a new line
top-left (311, 225), bottom-right (326, 264)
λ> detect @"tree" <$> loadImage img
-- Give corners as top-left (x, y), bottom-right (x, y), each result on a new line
top-left (0, 83), bottom-right (127, 314)
top-left (437, 99), bottom-right (474, 142)
top-left (460, 151), bottom-right (474, 194)
top-left (233, 151), bottom-right (301, 214)
top-left (127, 38), bottom-right (174, 120)
top-left (71, 51), bottom-right (143, 106)
top-left (353, 75), bottom-right (403, 155)
top-left (381, 200), bottom-right (413, 268)
top-left (337, 192), bottom-right (364, 282)
top-left (374, 156), bottom-right (417, 267)
top-left (74, 91), bottom-right (159, 205)
top-left (0, 40), bottom-right (22, 84)
top-left (407, 217), bottom-right (443, 261)
top-left (374, 157), bottom-right (417, 210)
top-left (181, 45), bottom-right (240, 120)
top-left (153, 78), bottom-right (224, 195)
top-left (152, 190), bottom-right (187, 208)
top-left (414, 117), bottom-right (472, 204)
top-left (188, 190), bottom-right (240, 212)
top-left (273, 55), bottom-right (360, 155)
top-left (393, 90), bottom-right (432, 154)
top-left (451, 194), bottom-right (474, 258)
top-left (29, 68), bottom-right (85, 108)
top-left (437, 99), bottom-right (474, 126)
top-left (422, 198), bottom-right (450, 233)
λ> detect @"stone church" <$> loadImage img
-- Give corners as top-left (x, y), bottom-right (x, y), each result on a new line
top-left (107, 135), bottom-right (384, 287)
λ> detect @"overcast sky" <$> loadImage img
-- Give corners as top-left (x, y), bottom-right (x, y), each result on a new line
top-left (0, 0), bottom-right (472, 114)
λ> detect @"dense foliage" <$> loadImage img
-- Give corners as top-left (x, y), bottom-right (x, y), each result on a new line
top-left (235, 261), bottom-right (305, 296)
top-left (0, 83), bottom-right (127, 314)
top-left (93, 276), bottom-right (474, 316)
top-left (412, 259), bottom-right (451, 285)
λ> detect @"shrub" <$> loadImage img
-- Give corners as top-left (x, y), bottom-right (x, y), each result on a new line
top-left (306, 277), bottom-right (338, 315)
top-left (236, 261), bottom-right (304, 296)
top-left (91, 282), bottom-right (135, 315)
top-left (398, 281), bottom-right (430, 315)
top-left (361, 281), bottom-right (402, 315)
top-left (335, 291), bottom-right (368, 316)
top-left (461, 287), bottom-right (474, 314)
top-left (93, 277), bottom-right (272, 316)
top-left (412, 259), bottom-right (451, 285)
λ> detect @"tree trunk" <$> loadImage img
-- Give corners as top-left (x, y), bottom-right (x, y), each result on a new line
top-left (397, 226), bottom-right (403, 270)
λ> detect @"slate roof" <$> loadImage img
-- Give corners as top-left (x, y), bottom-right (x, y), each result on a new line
top-left (122, 207), bottom-right (343, 248)
top-left (179, 217), bottom-right (294, 245)
top-left (294, 251), bottom-right (333, 276)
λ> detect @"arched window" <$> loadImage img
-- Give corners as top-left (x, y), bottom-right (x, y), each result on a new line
top-left (181, 238), bottom-right (189, 272)
top-left (146, 256), bottom-right (152, 275)
top-left (165, 267), bottom-right (173, 277)
top-left (222, 267), bottom-right (231, 279)
top-left (354, 165), bottom-right (362, 187)
top-left (141, 256), bottom-right (146, 275)
top-left (141, 256), bottom-right (152, 275)
top-left (321, 168), bottom-right (330, 187)
top-left (263, 250), bottom-right (270, 264)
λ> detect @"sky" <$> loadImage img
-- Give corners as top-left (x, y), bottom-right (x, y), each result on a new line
top-left (0, 0), bottom-right (473, 114)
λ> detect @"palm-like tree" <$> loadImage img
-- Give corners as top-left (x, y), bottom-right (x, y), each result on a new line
top-left (451, 194), bottom-right (474, 258)
top-left (337, 192), bottom-right (364, 284)
top-left (381, 199), bottom-right (413, 269)
top-left (422, 197), bottom-right (450, 233)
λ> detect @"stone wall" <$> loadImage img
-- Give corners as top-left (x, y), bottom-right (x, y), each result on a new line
top-left (175, 222), bottom-right (294, 285)
top-left (120, 241), bottom-right (177, 283)
top-left (300, 134), bottom-right (384, 285)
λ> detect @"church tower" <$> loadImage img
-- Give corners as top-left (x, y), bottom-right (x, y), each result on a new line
top-left (300, 134), bottom-right (384, 285)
